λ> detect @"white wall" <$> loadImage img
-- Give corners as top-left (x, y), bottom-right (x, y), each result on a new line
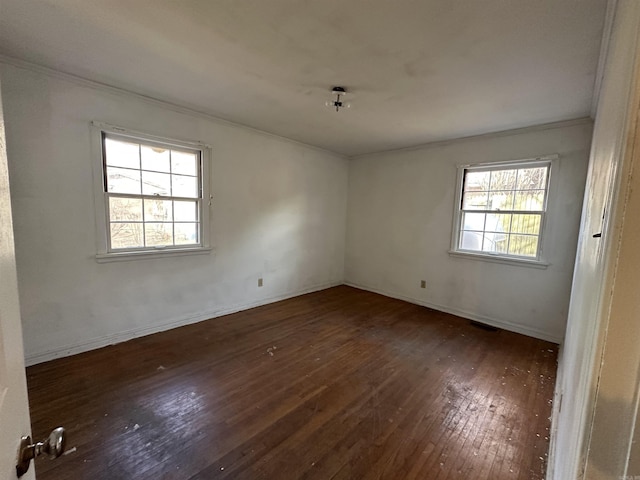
top-left (345, 121), bottom-right (592, 342)
top-left (0, 59), bottom-right (595, 367)
top-left (0, 63), bottom-right (348, 365)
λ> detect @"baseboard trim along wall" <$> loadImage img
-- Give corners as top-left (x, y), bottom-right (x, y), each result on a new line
top-left (345, 282), bottom-right (563, 344)
top-left (27, 280), bottom-right (562, 366)
top-left (25, 281), bottom-right (342, 366)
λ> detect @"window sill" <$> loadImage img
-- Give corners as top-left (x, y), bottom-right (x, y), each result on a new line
top-left (448, 250), bottom-right (549, 269)
top-left (95, 247), bottom-right (213, 263)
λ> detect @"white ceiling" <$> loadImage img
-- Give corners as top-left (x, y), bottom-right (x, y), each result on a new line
top-left (0, 0), bottom-right (608, 156)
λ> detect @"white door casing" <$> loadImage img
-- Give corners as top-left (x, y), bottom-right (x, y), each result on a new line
top-left (547, 0), bottom-right (640, 478)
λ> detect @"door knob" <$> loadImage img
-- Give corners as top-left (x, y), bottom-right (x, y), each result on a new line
top-left (16, 427), bottom-right (66, 477)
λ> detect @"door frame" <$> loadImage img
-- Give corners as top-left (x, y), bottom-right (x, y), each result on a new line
top-left (547, 0), bottom-right (640, 478)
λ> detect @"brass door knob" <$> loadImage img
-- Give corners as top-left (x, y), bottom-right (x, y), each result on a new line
top-left (16, 427), bottom-right (66, 477)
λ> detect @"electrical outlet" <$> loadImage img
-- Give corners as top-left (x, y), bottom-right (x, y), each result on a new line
top-left (258, 278), bottom-right (263, 287)
top-left (420, 280), bottom-right (426, 289)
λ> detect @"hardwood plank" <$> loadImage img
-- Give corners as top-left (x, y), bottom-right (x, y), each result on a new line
top-left (26, 285), bottom-right (558, 479)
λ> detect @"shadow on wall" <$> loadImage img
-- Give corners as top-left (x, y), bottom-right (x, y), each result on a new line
top-left (586, 392), bottom-right (636, 478)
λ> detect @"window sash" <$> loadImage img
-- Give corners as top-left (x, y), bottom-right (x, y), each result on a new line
top-left (461, 209), bottom-right (545, 215)
top-left (458, 212), bottom-right (544, 258)
top-left (102, 132), bottom-right (203, 197)
top-left (104, 192), bottom-right (204, 203)
top-left (105, 194), bottom-right (203, 251)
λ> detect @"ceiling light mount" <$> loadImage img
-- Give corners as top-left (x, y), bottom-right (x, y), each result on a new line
top-left (326, 86), bottom-right (351, 112)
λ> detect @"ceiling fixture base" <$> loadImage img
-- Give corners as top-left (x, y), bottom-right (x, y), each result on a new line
top-left (326, 86), bottom-right (351, 112)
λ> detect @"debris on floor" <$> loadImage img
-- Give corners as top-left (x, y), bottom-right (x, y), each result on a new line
top-left (63, 447), bottom-right (77, 456)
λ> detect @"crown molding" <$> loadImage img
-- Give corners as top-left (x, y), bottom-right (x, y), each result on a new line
top-left (0, 53), bottom-right (594, 161)
top-left (350, 117), bottom-right (593, 160)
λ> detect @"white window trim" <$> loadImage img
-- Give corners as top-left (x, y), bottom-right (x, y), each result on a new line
top-left (449, 154), bottom-right (558, 268)
top-left (91, 121), bottom-right (212, 263)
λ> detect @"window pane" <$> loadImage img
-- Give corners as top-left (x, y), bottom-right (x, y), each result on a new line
top-left (511, 214), bottom-right (541, 235)
top-left (109, 197), bottom-right (142, 222)
top-left (508, 234), bottom-right (539, 257)
top-left (461, 212), bottom-right (485, 231)
top-left (485, 231), bottom-right (509, 251)
top-left (144, 198), bottom-right (172, 222)
top-left (493, 235), bottom-right (509, 253)
top-left (104, 138), bottom-right (140, 169)
top-left (465, 171), bottom-right (490, 191)
top-left (172, 175), bottom-right (199, 198)
top-left (110, 223), bottom-right (144, 249)
top-left (462, 191), bottom-right (489, 210)
top-left (172, 150), bottom-right (198, 176)
top-left (106, 167), bottom-right (141, 194)
top-left (145, 223), bottom-right (173, 247)
top-left (489, 169), bottom-right (517, 191)
top-left (516, 167), bottom-right (547, 190)
top-left (460, 231), bottom-right (483, 251)
top-left (481, 232), bottom-right (503, 253)
top-left (174, 200), bottom-right (198, 222)
top-left (175, 223), bottom-right (199, 245)
top-left (484, 213), bottom-right (511, 233)
top-left (514, 190), bottom-right (545, 211)
top-left (142, 171), bottom-right (171, 196)
top-left (141, 145), bottom-right (170, 173)
top-left (488, 192), bottom-right (513, 211)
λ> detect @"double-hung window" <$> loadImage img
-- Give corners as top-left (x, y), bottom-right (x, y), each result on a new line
top-left (451, 157), bottom-right (554, 265)
top-left (92, 123), bottom-right (211, 261)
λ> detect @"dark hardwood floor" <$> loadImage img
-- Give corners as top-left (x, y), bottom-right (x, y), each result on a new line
top-left (27, 286), bottom-right (558, 480)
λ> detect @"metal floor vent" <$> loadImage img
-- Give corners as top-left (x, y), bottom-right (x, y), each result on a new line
top-left (470, 320), bottom-right (500, 332)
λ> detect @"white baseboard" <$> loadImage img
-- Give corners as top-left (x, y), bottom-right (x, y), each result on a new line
top-left (27, 280), bottom-right (562, 366)
top-left (345, 281), bottom-right (563, 344)
top-left (25, 281), bottom-right (342, 366)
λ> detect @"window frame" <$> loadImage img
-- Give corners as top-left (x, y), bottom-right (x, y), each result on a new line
top-left (91, 122), bottom-right (212, 262)
top-left (449, 155), bottom-right (557, 268)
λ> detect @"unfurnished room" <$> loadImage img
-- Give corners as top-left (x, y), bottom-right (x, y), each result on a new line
top-left (1, 1), bottom-right (640, 479)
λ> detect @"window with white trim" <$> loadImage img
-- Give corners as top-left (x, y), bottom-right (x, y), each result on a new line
top-left (92, 123), bottom-right (211, 261)
top-left (451, 158), bottom-right (552, 262)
